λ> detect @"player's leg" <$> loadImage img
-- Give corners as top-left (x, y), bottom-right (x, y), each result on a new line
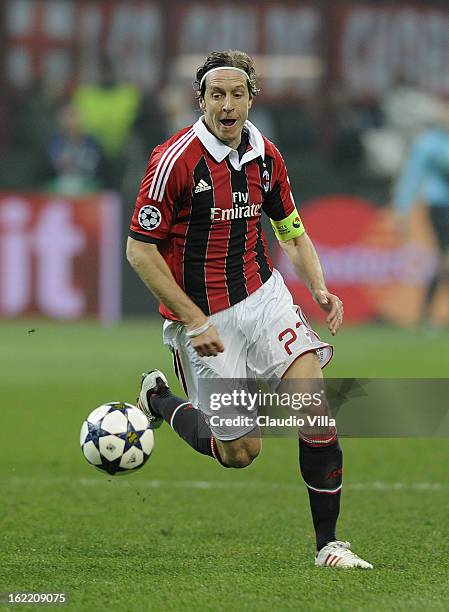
top-left (247, 270), bottom-right (372, 567)
top-left (282, 352), bottom-right (372, 568)
top-left (422, 247), bottom-right (449, 324)
top-left (213, 432), bottom-right (261, 468)
top-left (138, 369), bottom-right (261, 467)
top-left (422, 206), bottom-right (449, 324)
top-left (282, 352), bottom-right (342, 552)
top-left (137, 312), bottom-right (262, 468)
top-left (138, 369), bottom-right (217, 459)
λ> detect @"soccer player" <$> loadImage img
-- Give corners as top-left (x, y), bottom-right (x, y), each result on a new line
top-left (393, 101), bottom-right (449, 328)
top-left (127, 50), bottom-right (372, 569)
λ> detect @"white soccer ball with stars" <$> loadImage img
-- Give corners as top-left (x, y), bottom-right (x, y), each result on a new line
top-left (80, 402), bottom-right (154, 475)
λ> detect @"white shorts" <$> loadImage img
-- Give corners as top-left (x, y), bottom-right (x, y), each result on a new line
top-left (163, 269), bottom-right (333, 440)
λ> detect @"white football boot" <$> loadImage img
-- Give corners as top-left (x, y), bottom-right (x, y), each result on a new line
top-left (315, 541), bottom-right (373, 569)
top-left (137, 369), bottom-right (169, 429)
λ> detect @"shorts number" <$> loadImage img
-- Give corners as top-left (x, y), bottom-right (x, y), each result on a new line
top-left (278, 322), bottom-right (302, 355)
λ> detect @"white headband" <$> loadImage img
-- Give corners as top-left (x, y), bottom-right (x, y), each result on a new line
top-left (199, 66), bottom-right (249, 90)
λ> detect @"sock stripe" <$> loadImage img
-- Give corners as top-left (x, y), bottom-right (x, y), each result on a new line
top-left (169, 402), bottom-right (191, 429)
top-left (301, 439), bottom-right (336, 448)
top-left (299, 429), bottom-right (337, 447)
top-left (210, 437), bottom-right (228, 467)
top-left (210, 436), bottom-right (218, 460)
top-left (304, 480), bottom-right (342, 495)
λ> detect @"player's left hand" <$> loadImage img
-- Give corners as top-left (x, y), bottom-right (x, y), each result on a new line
top-left (313, 290), bottom-right (344, 336)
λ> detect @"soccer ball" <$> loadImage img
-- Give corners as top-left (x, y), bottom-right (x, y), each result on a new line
top-left (80, 402), bottom-right (154, 475)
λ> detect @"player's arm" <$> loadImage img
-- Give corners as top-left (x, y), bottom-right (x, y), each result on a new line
top-left (265, 145), bottom-right (343, 335)
top-left (126, 240), bottom-right (223, 357)
top-left (278, 232), bottom-right (343, 336)
top-left (128, 146), bottom-right (223, 357)
top-left (126, 238), bottom-right (202, 326)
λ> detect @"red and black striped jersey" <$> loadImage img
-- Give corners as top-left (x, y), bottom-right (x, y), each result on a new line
top-left (129, 117), bottom-right (296, 319)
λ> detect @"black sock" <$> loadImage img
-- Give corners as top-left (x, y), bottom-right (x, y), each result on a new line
top-left (150, 389), bottom-right (216, 459)
top-left (299, 436), bottom-right (343, 551)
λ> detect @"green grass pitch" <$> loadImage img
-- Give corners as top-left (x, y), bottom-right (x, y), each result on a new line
top-left (1, 320), bottom-right (449, 611)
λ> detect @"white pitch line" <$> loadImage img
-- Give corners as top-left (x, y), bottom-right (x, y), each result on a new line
top-left (80, 479), bottom-right (445, 491)
top-left (4, 477), bottom-right (445, 491)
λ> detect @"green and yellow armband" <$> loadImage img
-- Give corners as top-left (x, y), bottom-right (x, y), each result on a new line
top-left (270, 209), bottom-right (305, 242)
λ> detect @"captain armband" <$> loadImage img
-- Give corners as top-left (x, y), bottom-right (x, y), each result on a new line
top-left (270, 208), bottom-right (305, 242)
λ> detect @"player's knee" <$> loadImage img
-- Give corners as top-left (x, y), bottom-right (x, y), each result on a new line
top-left (226, 449), bottom-right (257, 468)
top-left (226, 451), bottom-right (252, 468)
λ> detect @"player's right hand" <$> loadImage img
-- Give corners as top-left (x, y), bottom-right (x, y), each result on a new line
top-left (189, 324), bottom-right (225, 357)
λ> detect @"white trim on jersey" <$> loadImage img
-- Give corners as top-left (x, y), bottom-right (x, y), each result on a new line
top-left (155, 132), bottom-right (196, 202)
top-left (147, 117), bottom-right (266, 203)
top-left (148, 128), bottom-right (195, 202)
top-left (193, 117), bottom-right (265, 167)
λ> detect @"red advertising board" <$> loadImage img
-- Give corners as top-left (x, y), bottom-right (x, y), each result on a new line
top-left (0, 192), bottom-right (121, 321)
top-left (275, 195), bottom-right (449, 326)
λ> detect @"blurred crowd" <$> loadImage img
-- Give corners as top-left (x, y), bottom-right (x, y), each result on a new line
top-left (7, 59), bottom-right (168, 203)
top-left (4, 59), bottom-right (448, 210)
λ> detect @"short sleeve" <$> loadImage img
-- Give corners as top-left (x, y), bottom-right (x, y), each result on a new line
top-left (129, 146), bottom-right (186, 243)
top-left (262, 146), bottom-right (296, 221)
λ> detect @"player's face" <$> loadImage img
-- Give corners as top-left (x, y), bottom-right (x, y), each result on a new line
top-left (200, 69), bottom-right (253, 149)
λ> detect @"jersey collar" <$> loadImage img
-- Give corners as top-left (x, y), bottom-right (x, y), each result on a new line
top-left (193, 117), bottom-right (265, 170)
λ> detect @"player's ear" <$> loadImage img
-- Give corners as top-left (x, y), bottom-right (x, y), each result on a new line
top-left (248, 96), bottom-right (253, 110)
top-left (199, 96), bottom-right (206, 112)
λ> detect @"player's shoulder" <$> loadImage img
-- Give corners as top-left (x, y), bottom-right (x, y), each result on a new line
top-left (160, 125), bottom-right (194, 148)
top-left (144, 125), bottom-right (201, 199)
top-left (150, 124), bottom-right (202, 172)
top-left (153, 125), bottom-right (198, 157)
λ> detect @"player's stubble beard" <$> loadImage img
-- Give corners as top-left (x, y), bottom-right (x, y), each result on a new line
top-left (203, 114), bottom-right (244, 150)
